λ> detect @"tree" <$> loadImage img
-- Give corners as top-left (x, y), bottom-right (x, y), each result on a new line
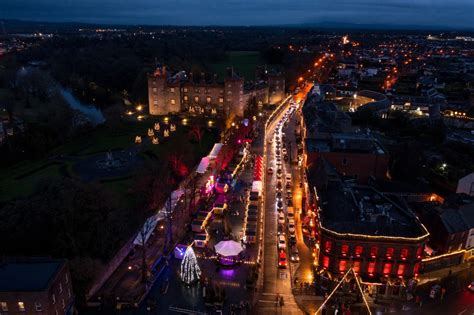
top-left (180, 246), bottom-right (201, 285)
top-left (189, 126), bottom-right (203, 149)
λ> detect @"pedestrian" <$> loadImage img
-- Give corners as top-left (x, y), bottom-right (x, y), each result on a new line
top-left (276, 293), bottom-right (280, 307)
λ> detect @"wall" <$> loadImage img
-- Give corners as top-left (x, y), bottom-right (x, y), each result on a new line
top-left (456, 172), bottom-right (474, 196)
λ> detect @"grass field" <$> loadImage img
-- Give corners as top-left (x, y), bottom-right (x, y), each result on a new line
top-left (210, 51), bottom-right (263, 81)
top-left (0, 116), bottom-right (217, 203)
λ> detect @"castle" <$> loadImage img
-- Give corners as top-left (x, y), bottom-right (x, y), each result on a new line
top-left (148, 66), bottom-right (285, 117)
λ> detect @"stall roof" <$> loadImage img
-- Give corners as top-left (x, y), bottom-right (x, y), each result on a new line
top-left (196, 157), bottom-right (210, 174)
top-left (208, 143), bottom-right (224, 159)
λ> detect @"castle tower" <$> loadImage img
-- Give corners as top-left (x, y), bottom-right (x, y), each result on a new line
top-left (224, 69), bottom-right (244, 117)
top-left (148, 66), bottom-right (168, 115)
top-left (267, 73), bottom-right (285, 105)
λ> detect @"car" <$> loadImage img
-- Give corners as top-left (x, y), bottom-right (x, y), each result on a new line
top-left (267, 168), bottom-right (273, 175)
top-left (277, 224), bottom-right (285, 235)
top-left (276, 201), bottom-right (284, 210)
top-left (285, 182), bottom-right (291, 190)
top-left (278, 251), bottom-right (287, 268)
top-left (276, 169), bottom-right (283, 178)
top-left (284, 155), bottom-right (289, 161)
top-left (285, 174), bottom-right (292, 181)
top-left (287, 213), bottom-right (295, 222)
top-left (276, 150), bottom-right (281, 156)
top-left (288, 220), bottom-right (296, 234)
top-left (276, 191), bottom-right (282, 201)
top-left (278, 235), bottom-right (287, 250)
top-left (282, 148), bottom-right (287, 155)
top-left (276, 181), bottom-right (283, 191)
top-left (288, 235), bottom-right (297, 245)
top-left (268, 138), bottom-right (273, 144)
top-left (290, 245), bottom-right (299, 262)
top-left (278, 212), bottom-right (285, 224)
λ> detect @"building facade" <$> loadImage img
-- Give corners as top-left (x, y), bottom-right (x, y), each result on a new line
top-left (148, 66), bottom-right (285, 117)
top-left (0, 259), bottom-right (75, 315)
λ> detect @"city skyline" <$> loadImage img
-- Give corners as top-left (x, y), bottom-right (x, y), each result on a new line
top-left (1, 0), bottom-right (474, 29)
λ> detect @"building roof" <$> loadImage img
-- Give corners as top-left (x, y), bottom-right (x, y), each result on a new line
top-left (0, 260), bottom-right (64, 292)
top-left (309, 165), bottom-right (427, 238)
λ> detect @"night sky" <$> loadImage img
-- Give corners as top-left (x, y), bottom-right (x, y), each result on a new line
top-left (1, 0), bottom-right (473, 29)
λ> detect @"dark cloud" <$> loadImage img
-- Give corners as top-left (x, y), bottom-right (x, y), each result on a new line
top-left (1, 0), bottom-right (473, 28)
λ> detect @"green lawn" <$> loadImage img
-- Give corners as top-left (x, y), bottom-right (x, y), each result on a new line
top-left (210, 51), bottom-right (263, 81)
top-left (0, 116), bottom-right (218, 203)
top-left (0, 161), bottom-right (61, 202)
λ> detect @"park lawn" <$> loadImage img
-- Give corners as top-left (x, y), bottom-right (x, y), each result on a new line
top-left (0, 161), bottom-right (61, 202)
top-left (210, 51), bottom-right (263, 81)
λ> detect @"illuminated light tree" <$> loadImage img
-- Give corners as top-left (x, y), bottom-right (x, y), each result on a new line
top-left (181, 246), bottom-right (201, 285)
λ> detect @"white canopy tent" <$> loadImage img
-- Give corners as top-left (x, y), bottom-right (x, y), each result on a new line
top-left (133, 189), bottom-right (184, 246)
top-left (196, 157), bottom-right (210, 174)
top-left (251, 180), bottom-right (263, 193)
top-left (208, 143), bottom-right (223, 159)
top-left (214, 240), bottom-right (243, 257)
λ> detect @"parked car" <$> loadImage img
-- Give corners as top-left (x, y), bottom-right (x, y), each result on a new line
top-left (468, 281), bottom-right (474, 292)
top-left (290, 245), bottom-right (299, 262)
top-left (278, 235), bottom-right (287, 250)
top-left (278, 212), bottom-right (285, 224)
top-left (288, 235), bottom-right (297, 245)
top-left (267, 168), bottom-right (273, 175)
top-left (278, 251), bottom-right (287, 268)
top-left (288, 220), bottom-right (296, 234)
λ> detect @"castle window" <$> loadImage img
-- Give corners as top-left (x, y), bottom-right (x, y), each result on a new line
top-left (219, 97), bottom-right (224, 103)
top-left (171, 99), bottom-right (176, 105)
top-left (153, 88), bottom-right (157, 92)
top-left (227, 91), bottom-right (232, 95)
top-left (386, 248), bottom-right (394, 259)
top-left (170, 87), bottom-right (175, 93)
top-left (194, 96), bottom-right (199, 103)
top-left (1, 302), bottom-right (8, 312)
top-left (184, 96), bottom-right (188, 101)
top-left (341, 244), bottom-right (349, 256)
top-left (206, 97), bottom-right (211, 103)
top-left (194, 88), bottom-right (200, 93)
top-left (370, 246), bottom-right (378, 258)
top-left (183, 88), bottom-right (188, 93)
top-left (367, 261), bottom-right (376, 274)
top-left (324, 241), bottom-right (332, 253)
top-left (355, 245), bottom-right (363, 257)
top-left (353, 260), bottom-right (361, 273)
top-left (400, 248), bottom-right (409, 260)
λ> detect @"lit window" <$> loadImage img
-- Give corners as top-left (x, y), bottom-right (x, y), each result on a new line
top-left (152, 87), bottom-right (157, 92)
top-left (322, 256), bottom-right (330, 268)
top-left (18, 302), bottom-right (25, 312)
top-left (194, 96), bottom-right (199, 103)
top-left (400, 248), bottom-right (409, 260)
top-left (341, 244), bottom-right (349, 256)
top-left (370, 246), bottom-right (378, 258)
top-left (184, 95), bottom-right (188, 101)
top-left (367, 261), bottom-right (376, 274)
top-left (228, 91), bottom-right (232, 95)
top-left (353, 260), bottom-right (361, 273)
top-left (413, 262), bottom-right (420, 276)
top-left (383, 262), bottom-right (392, 275)
top-left (1, 302), bottom-right (8, 312)
top-left (355, 245), bottom-right (363, 257)
top-left (171, 99), bottom-right (175, 105)
top-left (35, 302), bottom-right (42, 312)
top-left (416, 246), bottom-right (423, 259)
top-left (339, 260), bottom-right (347, 272)
top-left (219, 97), bottom-right (224, 103)
top-left (183, 88), bottom-right (188, 93)
top-left (170, 87), bottom-right (175, 93)
top-left (386, 248), bottom-right (394, 259)
top-left (325, 241), bottom-right (332, 253)
top-left (207, 96), bottom-right (212, 103)
top-left (397, 263), bottom-right (406, 276)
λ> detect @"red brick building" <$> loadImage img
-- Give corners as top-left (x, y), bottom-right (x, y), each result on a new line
top-left (307, 165), bottom-right (429, 298)
top-left (0, 259), bottom-right (75, 315)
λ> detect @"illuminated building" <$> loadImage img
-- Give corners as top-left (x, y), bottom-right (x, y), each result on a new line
top-left (308, 162), bottom-right (428, 298)
top-left (148, 65), bottom-right (285, 117)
